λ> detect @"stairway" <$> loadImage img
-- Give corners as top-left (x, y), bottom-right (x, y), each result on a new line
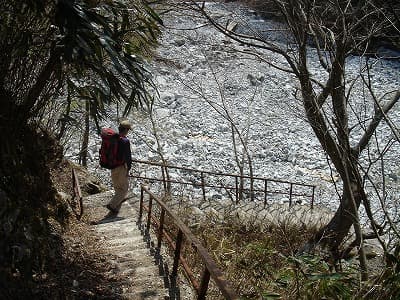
top-left (84, 191), bottom-right (194, 300)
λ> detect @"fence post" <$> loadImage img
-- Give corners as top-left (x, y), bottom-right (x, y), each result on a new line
top-left (250, 176), bottom-right (255, 202)
top-left (311, 186), bottom-right (315, 209)
top-left (158, 208), bottom-right (165, 249)
top-left (71, 168), bottom-right (83, 219)
top-left (166, 165), bottom-right (172, 193)
top-left (147, 195), bottom-right (153, 234)
top-left (264, 180), bottom-right (268, 207)
top-left (289, 183), bottom-right (293, 207)
top-left (235, 176), bottom-right (239, 204)
top-left (200, 172), bottom-right (206, 203)
top-left (172, 229), bottom-right (183, 277)
top-left (161, 164), bottom-right (167, 192)
top-left (139, 186), bottom-right (144, 223)
top-left (198, 267), bottom-right (211, 300)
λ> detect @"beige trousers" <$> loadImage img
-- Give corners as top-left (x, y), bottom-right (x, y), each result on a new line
top-left (108, 164), bottom-right (129, 212)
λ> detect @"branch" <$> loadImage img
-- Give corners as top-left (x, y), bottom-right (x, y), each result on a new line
top-left (22, 48), bottom-right (61, 119)
top-left (236, 48), bottom-right (295, 74)
top-left (353, 89), bottom-right (400, 157)
top-left (307, 22), bottom-right (332, 72)
top-left (188, 0), bottom-right (300, 77)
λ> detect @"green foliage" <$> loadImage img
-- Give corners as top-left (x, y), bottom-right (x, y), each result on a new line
top-left (54, 0), bottom-right (161, 120)
top-left (0, 0), bottom-right (162, 295)
top-left (1, 0), bottom-right (162, 128)
top-left (190, 214), bottom-right (364, 299)
top-left (279, 255), bottom-right (356, 299)
top-left (360, 244), bottom-right (400, 299)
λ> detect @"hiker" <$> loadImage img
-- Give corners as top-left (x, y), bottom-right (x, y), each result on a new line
top-left (104, 120), bottom-right (132, 217)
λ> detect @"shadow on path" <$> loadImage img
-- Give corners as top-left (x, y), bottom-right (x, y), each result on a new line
top-left (138, 221), bottom-right (185, 300)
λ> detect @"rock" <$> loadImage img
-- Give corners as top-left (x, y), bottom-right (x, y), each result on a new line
top-left (191, 207), bottom-right (204, 218)
top-left (388, 173), bottom-right (398, 182)
top-left (84, 181), bottom-right (103, 195)
top-left (364, 240), bottom-right (383, 260)
top-left (365, 249), bottom-right (378, 259)
top-left (73, 279), bottom-right (79, 288)
top-left (376, 46), bottom-right (400, 59)
top-left (173, 39), bottom-right (186, 47)
top-left (212, 194), bottom-right (222, 201)
top-left (57, 191), bottom-right (71, 202)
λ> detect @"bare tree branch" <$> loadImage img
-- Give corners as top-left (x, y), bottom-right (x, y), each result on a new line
top-left (354, 90), bottom-right (400, 157)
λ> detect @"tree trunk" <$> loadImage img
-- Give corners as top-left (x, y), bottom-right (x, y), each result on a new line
top-left (22, 48), bottom-right (61, 119)
top-left (79, 101), bottom-right (90, 167)
top-left (320, 171), bottom-right (362, 249)
top-left (57, 84), bottom-right (72, 140)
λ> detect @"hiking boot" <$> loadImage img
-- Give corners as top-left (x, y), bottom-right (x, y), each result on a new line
top-left (105, 204), bottom-right (119, 214)
top-left (104, 210), bottom-right (118, 219)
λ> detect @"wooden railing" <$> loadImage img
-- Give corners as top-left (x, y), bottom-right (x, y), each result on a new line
top-left (138, 184), bottom-right (239, 299)
top-left (71, 168), bottom-right (83, 219)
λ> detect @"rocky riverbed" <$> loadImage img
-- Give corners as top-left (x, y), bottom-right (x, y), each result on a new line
top-left (68, 1), bottom-right (400, 225)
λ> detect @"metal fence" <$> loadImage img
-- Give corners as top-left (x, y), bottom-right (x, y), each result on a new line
top-left (139, 184), bottom-right (239, 299)
top-left (130, 159), bottom-right (316, 208)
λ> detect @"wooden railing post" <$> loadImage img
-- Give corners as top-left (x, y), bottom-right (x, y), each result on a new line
top-left (198, 267), bottom-right (211, 300)
top-left (172, 229), bottom-right (183, 277)
top-left (71, 168), bottom-right (83, 219)
top-left (239, 176), bottom-right (243, 203)
top-left (250, 177), bottom-right (255, 202)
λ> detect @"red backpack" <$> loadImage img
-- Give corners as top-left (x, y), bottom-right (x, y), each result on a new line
top-left (99, 128), bottom-right (125, 169)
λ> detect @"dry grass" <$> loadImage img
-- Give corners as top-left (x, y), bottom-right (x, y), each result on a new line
top-left (187, 215), bottom-right (320, 299)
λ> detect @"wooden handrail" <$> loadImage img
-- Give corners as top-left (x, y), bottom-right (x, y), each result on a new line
top-left (71, 168), bottom-right (83, 219)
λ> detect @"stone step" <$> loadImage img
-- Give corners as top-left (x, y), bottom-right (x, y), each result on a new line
top-left (83, 191), bottom-right (194, 299)
top-left (96, 228), bottom-right (138, 236)
top-left (121, 290), bottom-right (169, 300)
top-left (112, 249), bottom-right (152, 262)
top-left (94, 227), bottom-right (143, 238)
top-left (103, 235), bottom-right (145, 245)
top-left (94, 217), bottom-right (137, 226)
top-left (111, 251), bottom-right (154, 261)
